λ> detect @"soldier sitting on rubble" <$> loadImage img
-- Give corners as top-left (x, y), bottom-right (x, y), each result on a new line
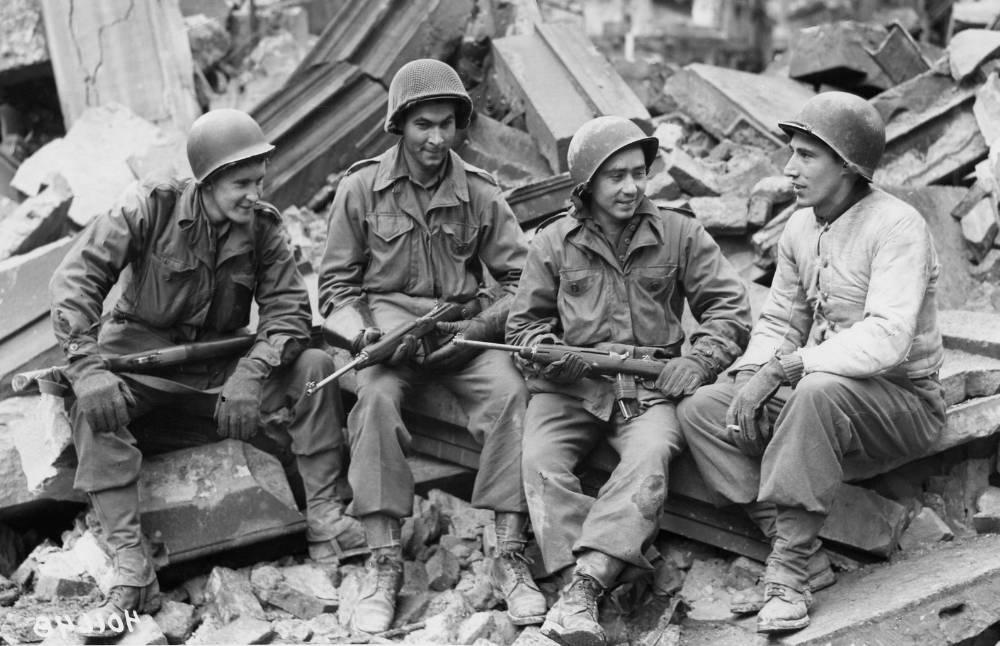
top-left (506, 115), bottom-right (752, 646)
top-left (49, 109), bottom-right (364, 637)
top-left (317, 58), bottom-right (546, 633)
top-left (677, 91), bottom-right (948, 634)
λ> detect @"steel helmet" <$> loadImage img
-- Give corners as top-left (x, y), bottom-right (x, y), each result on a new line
top-left (385, 59), bottom-right (473, 134)
top-left (567, 116), bottom-right (659, 187)
top-left (187, 109), bottom-right (275, 182)
top-left (778, 91), bottom-right (885, 181)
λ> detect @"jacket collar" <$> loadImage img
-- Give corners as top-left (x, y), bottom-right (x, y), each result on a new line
top-left (565, 197), bottom-right (663, 267)
top-left (178, 180), bottom-right (254, 267)
top-left (371, 142), bottom-right (470, 203)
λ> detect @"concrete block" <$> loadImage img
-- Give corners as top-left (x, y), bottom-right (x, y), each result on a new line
top-left (455, 560), bottom-right (500, 611)
top-left (788, 21), bottom-right (892, 92)
top-left (678, 558), bottom-right (732, 621)
top-left (307, 613), bottom-right (350, 642)
top-left (714, 148), bottom-right (782, 198)
top-left (665, 148), bottom-right (721, 197)
top-left (137, 440), bottom-right (305, 564)
top-left (975, 71), bottom-right (1000, 146)
top-left (951, 179), bottom-right (991, 220)
top-left (153, 599), bottom-right (196, 644)
top-left (204, 567), bottom-right (265, 623)
top-left (184, 13), bottom-right (230, 71)
top-left (940, 349), bottom-right (1000, 405)
top-left (974, 487), bottom-right (1000, 533)
top-left (687, 196), bottom-right (749, 236)
top-left (457, 113), bottom-right (553, 189)
top-left (280, 563), bottom-right (339, 604)
top-left (117, 615), bottom-right (168, 645)
top-left (780, 535), bottom-right (1000, 645)
top-left (12, 104), bottom-right (177, 227)
top-left (502, 173), bottom-right (574, 229)
top-left (0, 236), bottom-right (73, 345)
top-left (962, 198), bottom-right (1000, 263)
top-left (429, 489), bottom-right (492, 540)
top-left (899, 507), bottom-right (954, 551)
top-left (823, 483), bottom-right (908, 558)
top-left (456, 611), bottom-right (495, 644)
top-left (746, 176), bottom-right (794, 227)
top-left (868, 23), bottom-right (931, 86)
top-left (725, 556), bottom-right (765, 590)
top-left (64, 531), bottom-right (114, 595)
top-left (0, 176), bottom-right (71, 262)
top-left (653, 122), bottom-right (685, 152)
top-left (873, 71), bottom-right (987, 187)
top-left (262, 579), bottom-right (332, 619)
top-left (663, 63), bottom-right (815, 150)
top-left (646, 168), bottom-right (682, 202)
top-left (271, 618), bottom-right (312, 642)
top-left (940, 310), bottom-right (1000, 358)
top-left (426, 547), bottom-right (461, 592)
top-left (491, 23), bottom-right (650, 172)
top-left (186, 617), bottom-right (274, 645)
top-left (949, 29), bottom-right (1000, 81)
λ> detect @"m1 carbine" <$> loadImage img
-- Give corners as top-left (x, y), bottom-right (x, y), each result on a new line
top-left (12, 334), bottom-right (257, 394)
top-left (454, 338), bottom-right (668, 419)
top-left (306, 301), bottom-right (467, 396)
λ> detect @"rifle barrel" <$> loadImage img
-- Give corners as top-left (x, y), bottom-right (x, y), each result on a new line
top-left (452, 339), bottom-right (522, 353)
top-left (305, 352), bottom-right (367, 396)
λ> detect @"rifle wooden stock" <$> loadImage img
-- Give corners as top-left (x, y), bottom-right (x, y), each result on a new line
top-left (454, 339), bottom-right (666, 380)
top-left (11, 334), bottom-right (256, 393)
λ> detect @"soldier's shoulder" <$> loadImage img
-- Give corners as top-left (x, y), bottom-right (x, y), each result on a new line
top-left (344, 157), bottom-right (381, 177)
top-left (459, 157), bottom-right (500, 188)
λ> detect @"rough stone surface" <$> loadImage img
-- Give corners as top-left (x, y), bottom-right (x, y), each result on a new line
top-left (960, 198), bottom-right (999, 264)
top-left (949, 29), bottom-right (1000, 81)
top-left (187, 616), bottom-right (274, 645)
top-left (975, 71), bottom-right (1000, 146)
top-left (281, 563), bottom-right (338, 604)
top-left (426, 547), bottom-right (462, 592)
top-left (455, 560), bottom-right (500, 611)
top-left (510, 626), bottom-right (560, 646)
top-left (0, 175), bottom-right (71, 262)
top-left (974, 486), bottom-right (1000, 534)
top-left (688, 195), bottom-right (749, 235)
top-left (204, 567), bottom-right (265, 623)
top-left (823, 483), bottom-right (908, 557)
top-left (456, 611), bottom-right (495, 644)
top-left (153, 599), bottom-right (196, 644)
top-left (899, 507), bottom-right (955, 551)
top-left (788, 21), bottom-right (891, 91)
top-left (665, 148), bottom-right (721, 197)
top-left (117, 615), bottom-right (168, 645)
top-left (677, 558), bottom-right (732, 621)
top-left (940, 309), bottom-right (1000, 359)
top-left (272, 618), bottom-right (312, 642)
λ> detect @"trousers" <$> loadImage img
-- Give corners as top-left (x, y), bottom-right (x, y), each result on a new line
top-left (346, 349), bottom-right (529, 518)
top-left (522, 393), bottom-right (684, 577)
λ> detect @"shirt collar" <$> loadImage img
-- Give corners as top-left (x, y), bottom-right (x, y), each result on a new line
top-left (371, 142), bottom-right (470, 201)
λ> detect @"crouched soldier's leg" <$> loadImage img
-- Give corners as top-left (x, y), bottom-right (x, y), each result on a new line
top-left (69, 380), bottom-right (161, 637)
top-left (445, 350), bottom-right (546, 625)
top-left (263, 348), bottom-right (366, 562)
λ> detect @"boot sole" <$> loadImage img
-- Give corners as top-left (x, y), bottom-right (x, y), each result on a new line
top-left (757, 615), bottom-right (810, 633)
top-left (508, 611), bottom-right (546, 626)
top-left (731, 568), bottom-right (836, 615)
top-left (541, 623), bottom-right (606, 646)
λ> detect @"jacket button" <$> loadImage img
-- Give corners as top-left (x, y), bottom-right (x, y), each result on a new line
top-left (69, 342), bottom-right (79, 351)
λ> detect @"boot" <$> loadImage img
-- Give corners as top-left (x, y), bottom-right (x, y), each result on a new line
top-left (491, 512), bottom-right (546, 625)
top-left (540, 572), bottom-right (607, 646)
top-left (77, 485), bottom-right (161, 638)
top-left (756, 582), bottom-right (812, 633)
top-left (352, 515), bottom-right (403, 634)
top-left (729, 549), bottom-right (835, 615)
top-left (297, 449), bottom-right (368, 562)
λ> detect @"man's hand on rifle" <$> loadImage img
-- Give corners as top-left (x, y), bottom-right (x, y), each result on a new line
top-left (64, 356), bottom-right (136, 434)
top-left (215, 358), bottom-right (266, 441)
top-left (350, 327), bottom-right (383, 354)
top-left (655, 356), bottom-right (712, 398)
top-left (387, 333), bottom-right (420, 367)
top-left (541, 352), bottom-right (592, 384)
top-left (423, 319), bottom-right (489, 371)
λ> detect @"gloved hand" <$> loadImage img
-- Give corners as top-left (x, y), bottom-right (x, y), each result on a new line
top-left (215, 358), bottom-right (267, 441)
top-left (67, 356), bottom-right (135, 434)
top-left (386, 334), bottom-right (420, 367)
top-left (423, 319), bottom-right (490, 372)
top-left (350, 327), bottom-right (383, 355)
top-left (727, 358), bottom-right (785, 457)
top-left (541, 352), bottom-right (592, 384)
top-left (655, 356), bottom-right (713, 398)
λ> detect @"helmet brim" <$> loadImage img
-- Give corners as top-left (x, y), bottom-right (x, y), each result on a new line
top-left (778, 120), bottom-right (873, 181)
top-left (199, 141), bottom-right (275, 182)
top-left (386, 94), bottom-right (473, 134)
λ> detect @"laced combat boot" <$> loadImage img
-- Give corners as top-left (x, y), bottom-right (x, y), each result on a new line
top-left (756, 582), bottom-right (812, 633)
top-left (755, 505), bottom-right (826, 634)
top-left (490, 512), bottom-right (546, 625)
top-left (540, 572), bottom-right (607, 646)
top-left (352, 515), bottom-right (403, 634)
top-left (296, 449), bottom-right (368, 562)
top-left (77, 484), bottom-right (161, 638)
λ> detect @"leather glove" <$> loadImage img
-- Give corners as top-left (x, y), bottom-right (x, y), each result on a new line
top-left (350, 327), bottom-right (383, 355)
top-left (541, 352), bottom-right (592, 384)
top-left (66, 356), bottom-right (135, 434)
top-left (215, 358), bottom-right (267, 441)
top-left (423, 319), bottom-right (490, 372)
top-left (386, 334), bottom-right (420, 367)
top-left (655, 356), bottom-right (713, 398)
top-left (727, 358), bottom-right (786, 457)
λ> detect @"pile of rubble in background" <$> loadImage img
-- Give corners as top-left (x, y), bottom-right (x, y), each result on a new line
top-left (6, 0), bottom-right (1000, 644)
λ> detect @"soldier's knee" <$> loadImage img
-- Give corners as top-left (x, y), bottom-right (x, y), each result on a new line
top-left (295, 348), bottom-right (335, 377)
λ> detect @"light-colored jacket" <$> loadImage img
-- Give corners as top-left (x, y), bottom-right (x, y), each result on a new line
top-left (736, 188), bottom-right (943, 379)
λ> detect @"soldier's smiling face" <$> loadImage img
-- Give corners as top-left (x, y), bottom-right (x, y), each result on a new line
top-left (401, 101), bottom-right (457, 177)
top-left (590, 145), bottom-right (647, 225)
top-left (203, 160), bottom-right (267, 226)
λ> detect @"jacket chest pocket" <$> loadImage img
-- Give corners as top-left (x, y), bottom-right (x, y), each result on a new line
top-left (135, 253), bottom-right (201, 326)
top-left (558, 268), bottom-right (603, 342)
top-left (632, 265), bottom-right (676, 300)
top-left (364, 212), bottom-right (414, 288)
top-left (438, 221), bottom-right (479, 260)
top-left (208, 270), bottom-right (255, 331)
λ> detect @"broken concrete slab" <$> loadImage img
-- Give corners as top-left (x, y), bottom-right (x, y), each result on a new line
top-left (781, 534), bottom-right (1000, 645)
top-left (38, 0), bottom-right (199, 132)
top-left (280, 563), bottom-right (338, 605)
top-left (502, 173), bottom-right (573, 229)
top-left (251, 565), bottom-right (331, 619)
top-left (663, 63), bottom-right (815, 150)
top-left (971, 249), bottom-right (1000, 283)
top-left (0, 176), bottom-right (71, 262)
top-left (0, 0), bottom-right (49, 78)
top-left (186, 616), bottom-right (274, 645)
top-left (974, 486), bottom-right (1000, 533)
top-left (951, 178), bottom-right (991, 220)
top-left (687, 196), bottom-right (749, 236)
top-left (0, 235), bottom-right (73, 344)
top-left (426, 547), bottom-right (461, 591)
top-left (940, 309), bottom-right (1000, 358)
top-left (899, 507), bottom-right (954, 551)
top-left (8, 391), bottom-right (73, 494)
top-left (204, 567), bottom-right (266, 624)
top-left (491, 22), bottom-right (650, 172)
top-left (117, 614), bottom-right (168, 645)
top-left (12, 104), bottom-right (179, 227)
top-left (949, 29), bottom-right (1000, 81)
top-left (665, 147), bottom-right (722, 197)
top-left (960, 198), bottom-right (999, 263)
top-left (940, 348), bottom-right (1000, 406)
top-left (137, 440), bottom-right (306, 565)
top-left (746, 176), bottom-right (795, 227)
top-left (867, 22), bottom-right (931, 86)
top-left (457, 112), bottom-right (553, 189)
top-left (788, 21), bottom-right (892, 93)
top-left (153, 599), bottom-right (196, 644)
top-left (975, 71), bottom-right (1000, 146)
top-left (822, 483), bottom-right (908, 557)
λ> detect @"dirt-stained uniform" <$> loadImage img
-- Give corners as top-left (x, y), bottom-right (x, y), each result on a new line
top-left (506, 197), bottom-right (751, 577)
top-left (318, 143), bottom-right (530, 518)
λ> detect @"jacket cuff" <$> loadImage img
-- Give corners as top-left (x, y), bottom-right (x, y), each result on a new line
top-left (778, 353), bottom-right (805, 387)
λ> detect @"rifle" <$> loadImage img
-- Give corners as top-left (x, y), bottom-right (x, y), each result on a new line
top-left (12, 334), bottom-right (257, 394)
top-left (306, 301), bottom-right (466, 396)
top-left (455, 339), bottom-right (669, 419)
